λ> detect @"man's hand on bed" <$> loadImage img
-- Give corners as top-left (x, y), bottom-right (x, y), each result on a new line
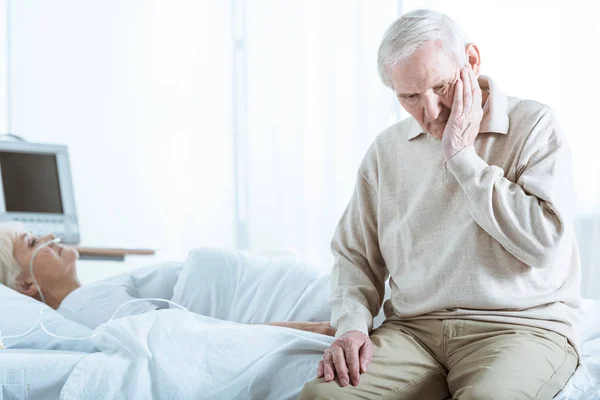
top-left (258, 321), bottom-right (336, 336)
top-left (317, 330), bottom-right (373, 388)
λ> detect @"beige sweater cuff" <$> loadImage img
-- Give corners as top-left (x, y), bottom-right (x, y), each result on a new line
top-left (446, 145), bottom-right (489, 185)
top-left (334, 313), bottom-right (370, 338)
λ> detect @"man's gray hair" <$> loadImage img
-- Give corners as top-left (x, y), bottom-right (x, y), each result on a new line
top-left (0, 222), bottom-right (27, 290)
top-left (377, 9), bottom-right (471, 89)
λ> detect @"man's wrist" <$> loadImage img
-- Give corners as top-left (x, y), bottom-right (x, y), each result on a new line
top-left (334, 317), bottom-right (369, 338)
top-left (341, 329), bottom-right (367, 337)
top-left (443, 144), bottom-right (470, 163)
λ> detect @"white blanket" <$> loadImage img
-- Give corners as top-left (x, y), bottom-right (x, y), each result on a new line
top-left (59, 248), bottom-right (600, 399)
top-left (60, 310), bottom-right (333, 400)
top-left (59, 306), bottom-right (600, 400)
top-left (61, 248), bottom-right (333, 399)
top-left (171, 248), bottom-right (331, 323)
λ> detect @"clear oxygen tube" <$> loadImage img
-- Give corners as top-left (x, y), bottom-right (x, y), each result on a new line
top-left (29, 237), bottom-right (61, 305)
top-left (0, 237), bottom-right (188, 347)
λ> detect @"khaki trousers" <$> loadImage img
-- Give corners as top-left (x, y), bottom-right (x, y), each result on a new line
top-left (298, 319), bottom-right (577, 400)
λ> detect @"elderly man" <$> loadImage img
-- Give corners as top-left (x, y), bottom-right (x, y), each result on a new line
top-left (299, 9), bottom-right (580, 400)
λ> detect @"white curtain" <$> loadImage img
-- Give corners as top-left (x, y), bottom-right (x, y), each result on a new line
top-left (7, 1), bottom-right (597, 294)
top-left (8, 0), bottom-right (236, 271)
top-left (244, 0), bottom-right (401, 269)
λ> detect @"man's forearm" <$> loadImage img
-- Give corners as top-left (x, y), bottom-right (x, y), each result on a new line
top-left (251, 321), bottom-right (336, 336)
top-left (446, 145), bottom-right (574, 268)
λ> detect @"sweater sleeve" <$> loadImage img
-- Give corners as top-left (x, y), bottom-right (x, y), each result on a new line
top-left (446, 110), bottom-right (576, 269)
top-left (330, 169), bottom-right (389, 338)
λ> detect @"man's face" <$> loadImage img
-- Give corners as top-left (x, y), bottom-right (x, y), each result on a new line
top-left (390, 40), bottom-right (461, 140)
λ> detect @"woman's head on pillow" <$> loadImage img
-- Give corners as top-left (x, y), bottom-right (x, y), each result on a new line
top-left (0, 222), bottom-right (80, 308)
top-left (0, 222), bottom-right (27, 289)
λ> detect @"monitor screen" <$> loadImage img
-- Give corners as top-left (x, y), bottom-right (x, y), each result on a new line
top-left (0, 151), bottom-right (64, 214)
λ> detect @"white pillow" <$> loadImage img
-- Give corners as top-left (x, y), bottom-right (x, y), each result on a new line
top-left (58, 262), bottom-right (183, 329)
top-left (172, 248), bottom-right (332, 324)
top-left (123, 261), bottom-right (183, 300)
top-left (0, 284), bottom-right (97, 352)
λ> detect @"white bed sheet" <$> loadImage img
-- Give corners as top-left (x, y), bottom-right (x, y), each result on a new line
top-left (59, 304), bottom-right (600, 400)
top-left (0, 349), bottom-right (87, 400)
top-left (4, 248), bottom-right (597, 399)
top-left (555, 299), bottom-right (600, 400)
top-left (57, 244), bottom-right (600, 400)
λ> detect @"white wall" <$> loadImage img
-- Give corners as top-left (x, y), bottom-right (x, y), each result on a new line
top-left (244, 0), bottom-right (400, 268)
top-left (6, 1), bottom-right (236, 281)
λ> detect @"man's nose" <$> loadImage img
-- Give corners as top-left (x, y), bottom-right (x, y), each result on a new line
top-left (423, 92), bottom-right (442, 121)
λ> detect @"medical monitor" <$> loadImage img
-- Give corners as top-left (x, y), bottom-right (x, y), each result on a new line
top-left (0, 141), bottom-right (80, 243)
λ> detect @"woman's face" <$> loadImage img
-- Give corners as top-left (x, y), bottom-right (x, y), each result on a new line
top-left (12, 232), bottom-right (79, 298)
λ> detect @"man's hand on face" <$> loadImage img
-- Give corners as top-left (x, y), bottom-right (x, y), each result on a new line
top-left (441, 65), bottom-right (484, 162)
top-left (316, 330), bottom-right (374, 388)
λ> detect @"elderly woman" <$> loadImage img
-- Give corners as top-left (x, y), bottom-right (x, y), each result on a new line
top-left (0, 222), bottom-right (335, 336)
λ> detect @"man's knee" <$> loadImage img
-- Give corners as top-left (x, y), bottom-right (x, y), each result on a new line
top-left (297, 378), bottom-right (368, 400)
top-left (298, 370), bottom-right (450, 400)
top-left (297, 378), bottom-right (328, 400)
top-left (454, 384), bottom-right (519, 400)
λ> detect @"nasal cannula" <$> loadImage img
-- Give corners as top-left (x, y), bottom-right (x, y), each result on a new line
top-left (0, 237), bottom-right (188, 348)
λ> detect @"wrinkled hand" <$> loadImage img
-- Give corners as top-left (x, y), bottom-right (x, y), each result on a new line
top-left (317, 330), bottom-right (373, 387)
top-left (441, 65), bottom-right (484, 162)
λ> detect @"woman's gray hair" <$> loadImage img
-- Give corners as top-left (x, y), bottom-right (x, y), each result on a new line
top-left (0, 222), bottom-right (27, 289)
top-left (377, 9), bottom-right (471, 89)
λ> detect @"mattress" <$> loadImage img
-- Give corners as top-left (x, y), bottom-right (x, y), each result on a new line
top-left (1, 251), bottom-right (598, 399)
top-left (555, 299), bottom-right (600, 399)
top-left (0, 349), bottom-right (87, 400)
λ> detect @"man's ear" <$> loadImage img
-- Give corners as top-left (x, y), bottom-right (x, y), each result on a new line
top-left (14, 273), bottom-right (39, 298)
top-left (465, 43), bottom-right (482, 76)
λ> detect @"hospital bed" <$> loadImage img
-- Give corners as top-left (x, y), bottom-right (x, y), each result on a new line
top-left (1, 249), bottom-right (599, 399)
top-left (0, 350), bottom-right (86, 399)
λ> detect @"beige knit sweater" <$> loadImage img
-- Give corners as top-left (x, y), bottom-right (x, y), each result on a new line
top-left (330, 76), bottom-right (582, 352)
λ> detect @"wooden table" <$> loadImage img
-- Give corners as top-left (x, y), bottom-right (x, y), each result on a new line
top-left (72, 247), bottom-right (155, 261)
